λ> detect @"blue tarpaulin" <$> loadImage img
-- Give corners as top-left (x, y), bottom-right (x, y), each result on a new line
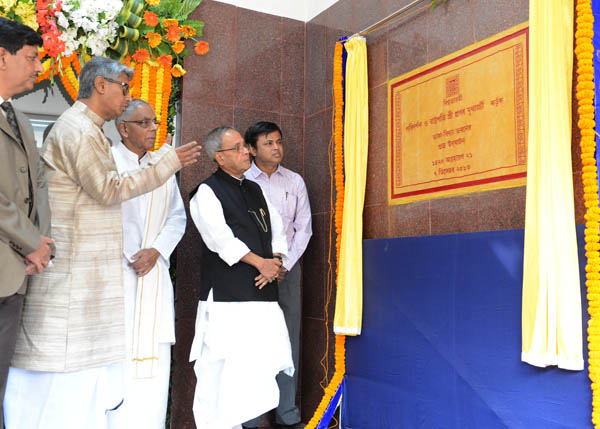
top-left (341, 227), bottom-right (591, 428)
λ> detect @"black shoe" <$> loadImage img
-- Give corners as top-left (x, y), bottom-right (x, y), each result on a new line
top-left (276, 424), bottom-right (306, 429)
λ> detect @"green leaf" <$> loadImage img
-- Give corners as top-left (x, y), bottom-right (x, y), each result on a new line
top-left (430, 0), bottom-right (448, 11)
top-left (156, 43), bottom-right (170, 56)
top-left (181, 0), bottom-right (204, 18)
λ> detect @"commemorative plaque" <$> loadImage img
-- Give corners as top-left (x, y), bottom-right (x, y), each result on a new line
top-left (388, 23), bottom-right (528, 204)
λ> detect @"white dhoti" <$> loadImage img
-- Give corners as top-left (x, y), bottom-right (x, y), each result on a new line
top-left (105, 141), bottom-right (185, 428)
top-left (190, 291), bottom-right (294, 429)
top-left (4, 363), bottom-right (124, 429)
top-left (106, 344), bottom-right (171, 429)
top-left (105, 261), bottom-right (174, 429)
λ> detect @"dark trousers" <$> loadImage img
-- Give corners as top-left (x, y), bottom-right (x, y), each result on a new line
top-left (244, 263), bottom-right (302, 427)
top-left (0, 293), bottom-right (24, 429)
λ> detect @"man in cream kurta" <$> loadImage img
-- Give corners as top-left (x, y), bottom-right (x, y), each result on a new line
top-left (107, 100), bottom-right (186, 429)
top-left (4, 57), bottom-right (201, 429)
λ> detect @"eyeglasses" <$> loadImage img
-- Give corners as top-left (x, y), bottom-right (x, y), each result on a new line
top-left (104, 77), bottom-right (130, 96)
top-left (121, 118), bottom-right (161, 128)
top-left (216, 142), bottom-right (250, 153)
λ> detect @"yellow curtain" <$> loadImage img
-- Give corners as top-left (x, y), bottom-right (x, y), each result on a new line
top-left (522, 0), bottom-right (583, 370)
top-left (334, 37), bottom-right (368, 335)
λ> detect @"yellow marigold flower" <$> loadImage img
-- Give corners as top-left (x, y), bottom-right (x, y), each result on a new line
top-left (171, 64), bottom-right (186, 77)
top-left (180, 25), bottom-right (196, 38)
top-left (157, 54), bottom-right (172, 67)
top-left (0, 0), bottom-right (16, 11)
top-left (194, 41), bottom-right (209, 55)
top-left (165, 25), bottom-right (181, 43)
top-left (172, 40), bottom-right (184, 54)
top-left (14, 2), bottom-right (34, 17)
top-left (144, 0), bottom-right (160, 6)
top-left (145, 32), bottom-right (162, 48)
top-left (162, 19), bottom-right (178, 28)
top-left (132, 48), bottom-right (150, 64)
top-left (143, 11), bottom-right (159, 27)
top-left (23, 13), bottom-right (38, 31)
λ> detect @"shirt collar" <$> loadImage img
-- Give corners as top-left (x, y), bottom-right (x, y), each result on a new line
top-left (115, 140), bottom-right (147, 163)
top-left (73, 100), bottom-right (105, 128)
top-left (248, 160), bottom-right (282, 178)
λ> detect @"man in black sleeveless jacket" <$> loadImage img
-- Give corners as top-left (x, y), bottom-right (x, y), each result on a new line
top-left (189, 127), bottom-right (294, 429)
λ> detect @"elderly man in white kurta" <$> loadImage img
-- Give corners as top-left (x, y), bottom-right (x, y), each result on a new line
top-left (4, 58), bottom-right (201, 429)
top-left (105, 99), bottom-right (186, 428)
top-left (189, 126), bottom-right (294, 429)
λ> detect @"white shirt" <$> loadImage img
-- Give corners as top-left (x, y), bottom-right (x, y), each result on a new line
top-left (111, 141), bottom-right (186, 265)
top-left (245, 161), bottom-right (312, 270)
top-left (0, 95), bottom-right (10, 119)
top-left (189, 173), bottom-right (288, 268)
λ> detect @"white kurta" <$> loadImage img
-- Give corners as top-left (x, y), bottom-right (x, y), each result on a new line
top-left (189, 179), bottom-right (294, 429)
top-left (107, 142), bottom-right (186, 429)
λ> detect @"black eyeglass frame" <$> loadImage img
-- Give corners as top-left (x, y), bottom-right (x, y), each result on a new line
top-left (216, 142), bottom-right (251, 154)
top-left (121, 118), bottom-right (161, 128)
top-left (103, 77), bottom-right (130, 95)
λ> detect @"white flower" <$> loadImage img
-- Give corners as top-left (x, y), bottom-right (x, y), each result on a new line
top-left (61, 2), bottom-right (74, 13)
top-left (56, 11), bottom-right (69, 30)
top-left (59, 28), bottom-right (81, 57)
top-left (87, 33), bottom-right (110, 56)
top-left (52, 0), bottom-right (123, 57)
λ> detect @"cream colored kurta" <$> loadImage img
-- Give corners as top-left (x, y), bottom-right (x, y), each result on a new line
top-left (11, 101), bottom-right (181, 372)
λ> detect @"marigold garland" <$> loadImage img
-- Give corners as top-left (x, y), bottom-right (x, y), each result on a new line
top-left (131, 63), bottom-right (143, 99)
top-left (305, 40), bottom-right (346, 429)
top-left (72, 54), bottom-right (81, 75)
top-left (147, 63), bottom-right (158, 109)
top-left (154, 63), bottom-right (165, 150)
top-left (35, 57), bottom-right (54, 83)
top-left (140, 62), bottom-right (150, 102)
top-left (158, 62), bottom-right (172, 149)
top-left (58, 54), bottom-right (80, 101)
top-left (576, 0), bottom-right (600, 426)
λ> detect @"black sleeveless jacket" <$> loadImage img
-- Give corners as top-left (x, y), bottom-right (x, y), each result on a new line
top-left (191, 168), bottom-right (277, 302)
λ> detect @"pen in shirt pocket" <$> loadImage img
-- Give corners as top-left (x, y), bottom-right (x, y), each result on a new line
top-left (285, 191), bottom-right (288, 200)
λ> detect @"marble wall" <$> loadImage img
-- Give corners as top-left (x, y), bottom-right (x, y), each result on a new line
top-left (174, 0), bottom-right (584, 427)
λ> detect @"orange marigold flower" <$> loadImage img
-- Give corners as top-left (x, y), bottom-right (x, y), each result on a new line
top-left (172, 41), bottom-right (185, 54)
top-left (144, 11), bottom-right (159, 27)
top-left (165, 25), bottom-right (181, 43)
top-left (162, 19), bottom-right (178, 28)
top-left (145, 0), bottom-right (160, 5)
top-left (171, 64), bottom-right (186, 77)
top-left (180, 25), bottom-right (196, 38)
top-left (132, 48), bottom-right (150, 64)
top-left (145, 32), bottom-right (162, 48)
top-left (157, 54), bottom-right (173, 67)
top-left (194, 41), bottom-right (210, 55)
